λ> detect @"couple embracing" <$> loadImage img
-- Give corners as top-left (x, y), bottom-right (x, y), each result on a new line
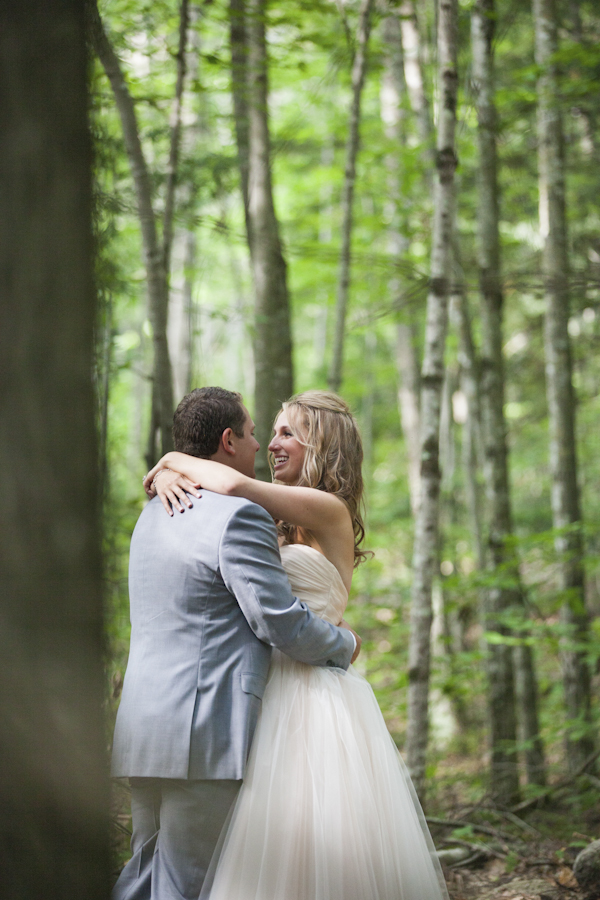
top-left (112, 387), bottom-right (449, 900)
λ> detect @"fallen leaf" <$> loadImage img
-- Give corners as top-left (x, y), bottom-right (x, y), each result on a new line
top-left (556, 866), bottom-right (577, 889)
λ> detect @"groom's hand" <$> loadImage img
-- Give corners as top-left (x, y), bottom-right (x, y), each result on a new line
top-left (340, 620), bottom-right (361, 664)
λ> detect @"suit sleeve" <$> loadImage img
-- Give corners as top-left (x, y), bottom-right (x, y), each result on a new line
top-left (218, 501), bottom-right (354, 670)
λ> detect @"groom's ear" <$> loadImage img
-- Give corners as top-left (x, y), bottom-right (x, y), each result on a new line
top-left (220, 427), bottom-right (236, 457)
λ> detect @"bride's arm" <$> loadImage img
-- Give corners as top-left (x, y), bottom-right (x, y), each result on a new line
top-left (144, 452), bottom-right (350, 534)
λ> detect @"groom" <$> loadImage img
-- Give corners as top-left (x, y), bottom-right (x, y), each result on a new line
top-left (111, 386), bottom-right (359, 900)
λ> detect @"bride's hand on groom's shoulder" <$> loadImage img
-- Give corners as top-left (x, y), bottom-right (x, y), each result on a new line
top-left (340, 620), bottom-right (362, 664)
top-left (143, 466), bottom-right (201, 516)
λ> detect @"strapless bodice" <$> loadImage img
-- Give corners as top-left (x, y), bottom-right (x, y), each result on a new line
top-left (279, 543), bottom-right (348, 625)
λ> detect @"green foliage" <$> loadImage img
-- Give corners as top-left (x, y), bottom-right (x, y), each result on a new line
top-left (95, 0), bottom-right (600, 808)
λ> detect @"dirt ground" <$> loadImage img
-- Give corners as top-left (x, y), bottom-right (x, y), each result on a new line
top-left (443, 835), bottom-right (597, 900)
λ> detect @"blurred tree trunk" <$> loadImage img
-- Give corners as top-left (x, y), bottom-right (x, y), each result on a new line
top-left (473, 0), bottom-right (546, 795)
top-left (328, 0), bottom-right (374, 393)
top-left (396, 324), bottom-right (422, 516)
top-left (230, 0), bottom-right (252, 246)
top-left (245, 0), bottom-right (293, 480)
top-left (90, 1), bottom-right (174, 467)
top-left (533, 0), bottom-right (596, 774)
top-left (406, 0), bottom-right (458, 801)
top-left (162, 0), bottom-right (190, 278)
top-left (381, 4), bottom-right (422, 517)
top-left (169, 4), bottom-right (202, 401)
top-left (448, 258), bottom-right (485, 571)
top-left (566, 6), bottom-right (599, 162)
top-left (0, 1), bottom-right (108, 895)
top-left (399, 1), bottom-right (434, 160)
top-left (99, 292), bottom-right (113, 502)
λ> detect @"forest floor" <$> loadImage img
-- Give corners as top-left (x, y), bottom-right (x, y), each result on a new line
top-left (112, 777), bottom-right (600, 898)
top-left (436, 803), bottom-right (600, 900)
top-left (445, 843), bottom-right (586, 900)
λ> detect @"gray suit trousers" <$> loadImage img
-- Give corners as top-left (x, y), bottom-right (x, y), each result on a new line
top-left (112, 778), bottom-right (241, 900)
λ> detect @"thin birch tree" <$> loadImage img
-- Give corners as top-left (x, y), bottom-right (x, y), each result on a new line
top-left (533, 0), bottom-right (596, 774)
top-left (448, 255), bottom-right (485, 571)
top-left (89, 1), bottom-right (175, 465)
top-left (399, 1), bottom-right (434, 158)
top-left (0, 0), bottom-right (107, 891)
top-left (381, 4), bottom-right (422, 516)
top-left (328, 0), bottom-right (375, 393)
top-left (406, 0), bottom-right (459, 800)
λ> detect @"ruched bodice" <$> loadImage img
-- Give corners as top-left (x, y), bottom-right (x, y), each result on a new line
top-left (279, 543), bottom-right (348, 625)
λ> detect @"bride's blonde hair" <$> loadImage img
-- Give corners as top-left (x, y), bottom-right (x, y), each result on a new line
top-left (271, 390), bottom-right (370, 567)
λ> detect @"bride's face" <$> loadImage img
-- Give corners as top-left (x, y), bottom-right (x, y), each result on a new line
top-left (268, 412), bottom-right (305, 484)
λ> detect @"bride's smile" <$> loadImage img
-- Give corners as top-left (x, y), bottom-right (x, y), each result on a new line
top-left (268, 414), bottom-right (305, 483)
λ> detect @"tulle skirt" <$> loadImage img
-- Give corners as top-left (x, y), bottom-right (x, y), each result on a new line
top-left (202, 650), bottom-right (450, 900)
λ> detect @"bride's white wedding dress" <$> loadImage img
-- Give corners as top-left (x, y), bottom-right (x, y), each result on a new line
top-left (204, 543), bottom-right (450, 900)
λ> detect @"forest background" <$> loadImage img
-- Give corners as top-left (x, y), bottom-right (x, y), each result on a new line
top-left (92, 0), bottom-right (600, 874)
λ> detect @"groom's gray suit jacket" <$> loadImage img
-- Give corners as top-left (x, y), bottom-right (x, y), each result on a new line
top-left (111, 489), bottom-right (354, 781)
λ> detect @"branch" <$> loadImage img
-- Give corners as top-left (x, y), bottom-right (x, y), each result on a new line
top-left (334, 0), bottom-right (354, 52)
top-left (426, 817), bottom-right (513, 844)
top-left (510, 747), bottom-right (600, 814)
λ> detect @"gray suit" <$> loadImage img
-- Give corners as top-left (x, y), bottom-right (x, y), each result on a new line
top-left (112, 490), bottom-right (353, 900)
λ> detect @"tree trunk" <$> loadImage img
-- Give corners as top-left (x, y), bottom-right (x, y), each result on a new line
top-left (162, 0), bottom-right (190, 278)
top-left (473, 0), bottom-right (546, 795)
top-left (168, 4), bottom-right (202, 401)
top-left (99, 291), bottom-right (113, 502)
top-left (399, 1), bottom-right (433, 157)
top-left (448, 252), bottom-right (485, 570)
top-left (533, 0), bottom-right (596, 774)
top-left (380, 3), bottom-right (422, 517)
top-left (328, 0), bottom-right (375, 393)
top-left (0, 2), bottom-right (108, 894)
top-left (230, 0), bottom-right (253, 246)
top-left (245, 0), bottom-right (293, 480)
top-left (396, 324), bottom-right (422, 516)
top-left (406, 0), bottom-right (458, 801)
top-left (89, 1), bottom-right (174, 465)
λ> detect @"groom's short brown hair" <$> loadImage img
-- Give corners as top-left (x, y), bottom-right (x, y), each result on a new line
top-left (173, 387), bottom-right (247, 458)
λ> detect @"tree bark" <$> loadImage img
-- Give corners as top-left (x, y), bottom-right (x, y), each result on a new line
top-left (162, 0), bottom-right (190, 278)
top-left (533, 0), bottom-right (596, 774)
top-left (168, 4), bottom-right (202, 401)
top-left (399, 1), bottom-right (434, 157)
top-left (245, 0), bottom-right (294, 480)
top-left (448, 259), bottom-right (485, 571)
top-left (0, 2), bottom-right (108, 894)
top-left (473, 0), bottom-right (546, 795)
top-left (406, 0), bottom-right (458, 801)
top-left (449, 239), bottom-right (484, 554)
top-left (89, 1), bottom-right (174, 465)
top-left (328, 0), bottom-right (375, 393)
top-left (230, 0), bottom-right (253, 246)
top-left (396, 323), bottom-right (422, 516)
top-left (99, 291), bottom-right (113, 503)
top-left (380, 4), bottom-right (422, 517)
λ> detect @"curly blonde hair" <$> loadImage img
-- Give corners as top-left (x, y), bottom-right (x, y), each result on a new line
top-left (270, 390), bottom-right (371, 567)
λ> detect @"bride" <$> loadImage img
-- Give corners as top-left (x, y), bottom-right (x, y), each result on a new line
top-left (145, 390), bottom-right (449, 900)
